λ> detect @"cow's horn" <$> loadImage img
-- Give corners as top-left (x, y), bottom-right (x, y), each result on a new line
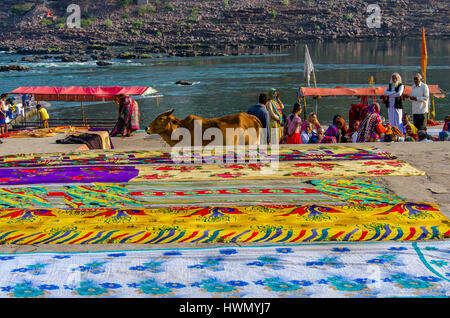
top-left (160, 108), bottom-right (175, 116)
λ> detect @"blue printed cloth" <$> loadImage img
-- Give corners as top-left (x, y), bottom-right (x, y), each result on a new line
top-left (0, 241), bottom-right (448, 298)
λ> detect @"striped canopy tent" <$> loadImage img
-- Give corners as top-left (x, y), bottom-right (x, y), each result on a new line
top-left (9, 86), bottom-right (158, 125)
top-left (10, 86), bottom-right (158, 102)
top-left (297, 85), bottom-right (447, 120)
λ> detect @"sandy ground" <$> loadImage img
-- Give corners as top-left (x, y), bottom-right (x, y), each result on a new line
top-left (0, 132), bottom-right (448, 253)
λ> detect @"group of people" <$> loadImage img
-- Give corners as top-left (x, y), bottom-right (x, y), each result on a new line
top-left (381, 72), bottom-right (434, 140)
top-left (0, 93), bottom-right (50, 134)
top-left (248, 73), bottom-right (449, 145)
top-left (248, 90), bottom-right (325, 145)
top-left (0, 92), bottom-right (140, 138)
top-left (1, 93), bottom-right (24, 134)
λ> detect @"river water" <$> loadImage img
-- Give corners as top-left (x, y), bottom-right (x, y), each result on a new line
top-left (0, 39), bottom-right (449, 126)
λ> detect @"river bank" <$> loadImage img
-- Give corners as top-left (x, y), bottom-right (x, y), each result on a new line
top-left (0, 0), bottom-right (449, 59)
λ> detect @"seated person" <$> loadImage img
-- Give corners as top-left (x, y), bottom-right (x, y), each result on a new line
top-left (383, 124), bottom-right (404, 142)
top-left (439, 131), bottom-right (450, 141)
top-left (308, 127), bottom-right (324, 144)
top-left (300, 112), bottom-right (321, 132)
top-left (439, 115), bottom-right (450, 141)
top-left (443, 115), bottom-right (450, 132)
top-left (384, 133), bottom-right (399, 142)
top-left (417, 130), bottom-right (434, 142)
top-left (322, 115), bottom-right (346, 143)
top-left (348, 103), bottom-right (366, 133)
top-left (351, 120), bottom-right (360, 143)
top-left (405, 123), bottom-right (418, 141)
top-left (335, 116), bottom-right (349, 143)
top-left (398, 113), bottom-right (410, 136)
top-left (301, 121), bottom-right (314, 144)
top-left (321, 126), bottom-right (338, 143)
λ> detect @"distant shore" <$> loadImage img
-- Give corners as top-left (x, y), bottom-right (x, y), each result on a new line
top-left (0, 0), bottom-right (449, 60)
top-left (2, 35), bottom-right (450, 62)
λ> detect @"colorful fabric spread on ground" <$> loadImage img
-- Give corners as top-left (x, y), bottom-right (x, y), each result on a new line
top-left (0, 160), bottom-right (424, 186)
top-left (0, 180), bottom-right (406, 209)
top-left (0, 145), bottom-right (448, 299)
top-left (0, 203), bottom-right (448, 245)
top-left (0, 241), bottom-right (448, 298)
top-left (0, 146), bottom-right (397, 168)
top-left (0, 180), bottom-right (405, 208)
top-left (0, 127), bottom-right (90, 139)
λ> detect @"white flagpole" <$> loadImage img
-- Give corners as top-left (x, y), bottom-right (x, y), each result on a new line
top-left (305, 45), bottom-right (319, 115)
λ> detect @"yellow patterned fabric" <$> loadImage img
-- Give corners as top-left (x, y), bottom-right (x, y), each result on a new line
top-left (0, 203), bottom-right (448, 245)
top-left (132, 160), bottom-right (424, 182)
top-left (67, 129), bottom-right (112, 150)
top-left (5, 127), bottom-right (90, 139)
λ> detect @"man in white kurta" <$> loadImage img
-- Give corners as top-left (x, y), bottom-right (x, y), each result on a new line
top-left (383, 73), bottom-right (404, 128)
top-left (409, 73), bottom-right (429, 131)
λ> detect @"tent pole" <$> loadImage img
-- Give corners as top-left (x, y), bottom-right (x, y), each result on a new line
top-left (312, 69), bottom-right (320, 116)
top-left (303, 97), bottom-right (307, 121)
top-left (81, 100), bottom-right (86, 126)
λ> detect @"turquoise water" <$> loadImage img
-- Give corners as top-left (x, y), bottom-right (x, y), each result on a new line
top-left (0, 39), bottom-right (449, 126)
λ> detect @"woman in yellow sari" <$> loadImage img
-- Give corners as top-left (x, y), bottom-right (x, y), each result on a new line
top-left (267, 88), bottom-right (285, 143)
top-left (405, 123), bottom-right (419, 141)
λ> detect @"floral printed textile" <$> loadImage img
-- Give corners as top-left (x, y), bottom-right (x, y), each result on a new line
top-left (0, 179), bottom-right (406, 209)
top-left (0, 160), bottom-right (424, 186)
top-left (0, 146), bottom-right (397, 168)
top-left (0, 241), bottom-right (448, 298)
top-left (0, 202), bottom-right (447, 245)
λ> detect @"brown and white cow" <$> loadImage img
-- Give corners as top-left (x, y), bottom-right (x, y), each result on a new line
top-left (146, 109), bottom-right (263, 147)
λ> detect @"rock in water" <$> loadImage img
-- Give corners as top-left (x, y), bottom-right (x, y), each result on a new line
top-left (21, 57), bottom-right (40, 62)
top-left (176, 80), bottom-right (194, 86)
top-left (96, 61), bottom-right (113, 66)
top-left (60, 55), bottom-right (88, 62)
top-left (0, 65), bottom-right (29, 72)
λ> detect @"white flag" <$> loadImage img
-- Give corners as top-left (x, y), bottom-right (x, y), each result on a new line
top-left (304, 45), bottom-right (314, 86)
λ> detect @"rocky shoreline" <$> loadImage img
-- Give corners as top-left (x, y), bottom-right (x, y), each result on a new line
top-left (0, 0), bottom-right (449, 60)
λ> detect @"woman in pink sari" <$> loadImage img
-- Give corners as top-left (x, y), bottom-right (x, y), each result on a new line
top-left (111, 94), bottom-right (140, 137)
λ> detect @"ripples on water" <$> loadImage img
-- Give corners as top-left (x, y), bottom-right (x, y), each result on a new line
top-left (0, 39), bottom-right (448, 125)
